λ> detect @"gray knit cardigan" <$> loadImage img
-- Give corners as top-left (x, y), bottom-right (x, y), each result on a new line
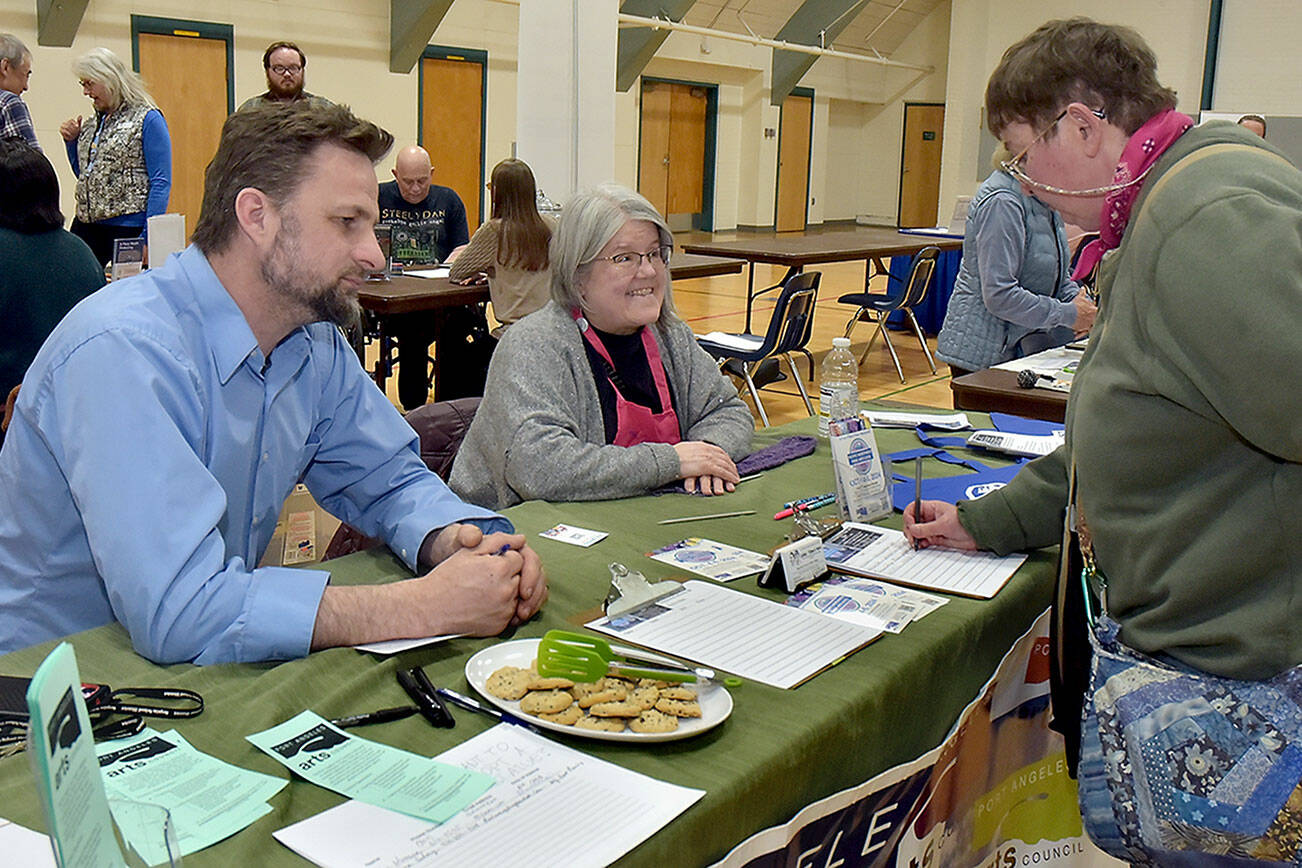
top-left (449, 301), bottom-right (754, 510)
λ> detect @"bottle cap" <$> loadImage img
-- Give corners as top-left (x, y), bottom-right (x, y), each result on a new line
top-left (832, 337), bottom-right (850, 348)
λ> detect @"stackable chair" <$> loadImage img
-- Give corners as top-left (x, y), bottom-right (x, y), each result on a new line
top-left (838, 245), bottom-right (939, 383)
top-left (696, 270), bottom-right (820, 428)
top-left (323, 397), bottom-right (481, 560)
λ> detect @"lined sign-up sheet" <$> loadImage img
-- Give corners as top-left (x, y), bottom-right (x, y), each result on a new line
top-left (586, 580), bottom-right (880, 689)
top-left (822, 523), bottom-right (1026, 599)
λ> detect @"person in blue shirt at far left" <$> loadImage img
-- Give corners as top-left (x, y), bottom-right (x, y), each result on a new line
top-left (59, 47), bottom-right (172, 266)
top-left (0, 101), bottom-right (548, 665)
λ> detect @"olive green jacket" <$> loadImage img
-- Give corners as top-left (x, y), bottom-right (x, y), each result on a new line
top-left (959, 122), bottom-right (1302, 680)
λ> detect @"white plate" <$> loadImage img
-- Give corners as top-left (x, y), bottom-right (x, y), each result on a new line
top-left (464, 638), bottom-right (733, 743)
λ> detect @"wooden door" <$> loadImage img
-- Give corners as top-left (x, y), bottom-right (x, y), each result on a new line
top-left (775, 93), bottom-right (812, 232)
top-left (421, 55), bottom-right (484, 228)
top-left (638, 80), bottom-right (708, 218)
top-left (638, 81), bottom-right (671, 216)
top-left (899, 103), bottom-right (945, 228)
top-left (137, 32), bottom-right (228, 235)
top-left (667, 85), bottom-right (706, 215)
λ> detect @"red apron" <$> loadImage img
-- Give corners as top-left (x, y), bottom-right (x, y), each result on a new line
top-left (574, 310), bottom-right (682, 447)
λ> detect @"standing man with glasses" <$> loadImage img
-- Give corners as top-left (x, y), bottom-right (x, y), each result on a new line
top-left (0, 34), bottom-right (38, 150)
top-left (237, 41), bottom-right (333, 113)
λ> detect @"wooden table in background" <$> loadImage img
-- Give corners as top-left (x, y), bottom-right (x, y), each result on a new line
top-left (355, 255), bottom-right (746, 399)
top-left (950, 367), bottom-right (1068, 423)
top-left (681, 227), bottom-right (963, 331)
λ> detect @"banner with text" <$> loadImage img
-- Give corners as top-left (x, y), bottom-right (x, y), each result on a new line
top-left (714, 610), bottom-right (1122, 868)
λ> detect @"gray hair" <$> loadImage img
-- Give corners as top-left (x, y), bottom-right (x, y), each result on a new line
top-left (73, 48), bottom-right (156, 111)
top-left (0, 33), bottom-right (29, 67)
top-left (550, 183), bottom-right (677, 327)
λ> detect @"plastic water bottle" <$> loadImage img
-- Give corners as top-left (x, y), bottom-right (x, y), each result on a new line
top-left (818, 337), bottom-right (860, 436)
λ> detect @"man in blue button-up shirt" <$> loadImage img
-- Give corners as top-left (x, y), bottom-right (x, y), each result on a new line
top-left (0, 103), bottom-right (547, 664)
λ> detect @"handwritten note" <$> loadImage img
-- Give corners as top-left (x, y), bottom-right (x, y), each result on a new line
top-left (247, 711), bottom-right (492, 823)
top-left (273, 724), bottom-right (704, 868)
top-left (822, 523), bottom-right (1026, 599)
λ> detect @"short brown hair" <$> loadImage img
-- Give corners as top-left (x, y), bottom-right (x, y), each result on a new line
top-left (192, 102), bottom-right (393, 254)
top-left (263, 41), bottom-right (305, 69)
top-left (985, 18), bottom-right (1177, 139)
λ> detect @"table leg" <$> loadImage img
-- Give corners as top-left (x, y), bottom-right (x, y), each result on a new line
top-left (744, 263), bottom-right (756, 333)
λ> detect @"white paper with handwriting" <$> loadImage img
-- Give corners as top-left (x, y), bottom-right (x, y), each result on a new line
top-left (273, 724), bottom-right (703, 868)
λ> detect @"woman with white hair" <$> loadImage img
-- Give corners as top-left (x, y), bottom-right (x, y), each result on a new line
top-left (59, 47), bottom-right (171, 265)
top-left (450, 183), bottom-right (753, 510)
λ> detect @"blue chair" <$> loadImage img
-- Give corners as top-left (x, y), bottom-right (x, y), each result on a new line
top-left (838, 245), bottom-right (938, 383)
top-left (697, 270), bottom-right (820, 428)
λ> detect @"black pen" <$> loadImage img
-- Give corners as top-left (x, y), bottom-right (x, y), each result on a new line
top-left (397, 668), bottom-right (455, 728)
top-left (329, 706), bottom-right (419, 729)
top-left (436, 686), bottom-right (541, 734)
top-left (911, 455), bottom-right (923, 551)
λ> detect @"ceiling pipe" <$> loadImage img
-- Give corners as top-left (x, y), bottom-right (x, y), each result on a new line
top-left (618, 11), bottom-right (932, 73)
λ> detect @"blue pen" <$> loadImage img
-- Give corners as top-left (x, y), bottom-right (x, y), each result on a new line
top-left (436, 686), bottom-right (542, 734)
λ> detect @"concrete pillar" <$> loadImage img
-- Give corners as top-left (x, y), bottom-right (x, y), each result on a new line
top-left (516, 0), bottom-right (618, 204)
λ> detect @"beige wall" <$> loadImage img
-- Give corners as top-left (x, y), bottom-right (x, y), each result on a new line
top-left (5, 0), bottom-right (1294, 238)
top-left (1213, 0), bottom-right (1302, 114)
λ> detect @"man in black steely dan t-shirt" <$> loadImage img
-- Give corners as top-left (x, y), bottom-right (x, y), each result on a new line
top-left (376, 145), bottom-right (471, 409)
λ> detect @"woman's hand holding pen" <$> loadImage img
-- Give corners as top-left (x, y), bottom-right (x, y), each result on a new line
top-left (903, 500), bottom-right (979, 551)
top-left (1072, 293), bottom-right (1097, 337)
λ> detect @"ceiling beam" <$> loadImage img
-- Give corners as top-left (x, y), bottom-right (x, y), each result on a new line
top-left (390, 0), bottom-right (454, 74)
top-left (616, 0), bottom-right (699, 92)
top-left (770, 0), bottom-right (866, 105)
top-left (36, 0), bottom-right (90, 47)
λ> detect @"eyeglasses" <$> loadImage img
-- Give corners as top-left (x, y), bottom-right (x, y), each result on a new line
top-left (591, 245), bottom-right (672, 272)
top-left (999, 106), bottom-right (1148, 197)
top-left (270, 64), bottom-right (302, 76)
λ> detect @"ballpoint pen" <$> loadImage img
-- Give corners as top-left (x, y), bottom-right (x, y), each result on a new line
top-left (774, 493), bottom-right (837, 520)
top-left (435, 686), bottom-right (542, 734)
top-left (329, 706), bottom-right (419, 729)
top-left (911, 455), bottom-right (923, 551)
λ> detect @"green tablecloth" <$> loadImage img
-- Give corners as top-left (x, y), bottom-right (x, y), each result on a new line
top-left (0, 411), bottom-right (1057, 866)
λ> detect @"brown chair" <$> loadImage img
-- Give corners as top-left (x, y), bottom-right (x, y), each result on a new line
top-left (322, 396), bottom-right (481, 560)
top-left (1, 385), bottom-right (18, 434)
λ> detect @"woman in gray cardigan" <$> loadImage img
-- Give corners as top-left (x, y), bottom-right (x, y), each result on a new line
top-left (450, 184), bottom-right (753, 511)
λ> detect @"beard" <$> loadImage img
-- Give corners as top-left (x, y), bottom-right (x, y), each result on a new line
top-left (267, 76), bottom-right (303, 100)
top-left (260, 215), bottom-right (362, 330)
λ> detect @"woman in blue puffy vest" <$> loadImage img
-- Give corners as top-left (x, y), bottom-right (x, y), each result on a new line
top-left (936, 159), bottom-right (1095, 376)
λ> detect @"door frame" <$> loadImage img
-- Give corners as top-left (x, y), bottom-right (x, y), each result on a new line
top-left (417, 45), bottom-right (488, 226)
top-left (636, 76), bottom-right (718, 232)
top-left (773, 86), bottom-right (814, 232)
top-left (896, 101), bottom-right (945, 228)
top-left (130, 15), bottom-right (234, 114)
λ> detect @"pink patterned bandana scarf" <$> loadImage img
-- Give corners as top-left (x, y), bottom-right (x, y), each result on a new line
top-left (1071, 109), bottom-right (1194, 280)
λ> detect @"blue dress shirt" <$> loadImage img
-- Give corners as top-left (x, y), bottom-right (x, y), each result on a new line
top-left (0, 246), bottom-right (509, 664)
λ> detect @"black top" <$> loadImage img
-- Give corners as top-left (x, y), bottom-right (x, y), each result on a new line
top-left (580, 325), bottom-right (678, 444)
top-left (377, 182), bottom-right (469, 263)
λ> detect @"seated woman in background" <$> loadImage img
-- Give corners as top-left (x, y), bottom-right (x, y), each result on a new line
top-left (450, 183), bottom-right (753, 510)
top-left (449, 158), bottom-right (553, 334)
top-left (936, 152), bottom-right (1096, 376)
top-left (0, 137), bottom-right (105, 414)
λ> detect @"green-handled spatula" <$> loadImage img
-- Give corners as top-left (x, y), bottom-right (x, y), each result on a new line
top-left (537, 629), bottom-right (732, 685)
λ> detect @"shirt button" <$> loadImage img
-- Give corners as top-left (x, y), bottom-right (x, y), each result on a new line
top-left (252, 516), bottom-right (260, 526)
top-left (262, 452), bottom-right (270, 462)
